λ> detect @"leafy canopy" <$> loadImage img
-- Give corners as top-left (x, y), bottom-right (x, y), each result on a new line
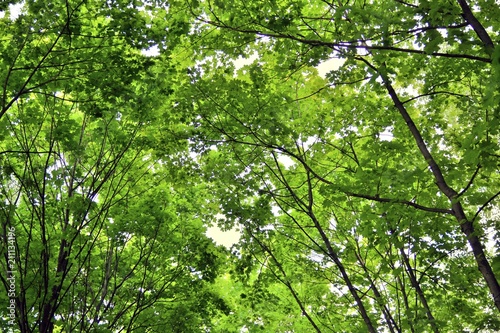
top-left (1, 0), bottom-right (500, 332)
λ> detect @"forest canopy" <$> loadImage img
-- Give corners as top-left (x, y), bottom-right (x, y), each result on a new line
top-left (1, 0), bottom-right (500, 332)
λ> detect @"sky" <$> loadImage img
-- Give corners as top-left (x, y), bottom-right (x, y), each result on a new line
top-left (2, 2), bottom-right (23, 19)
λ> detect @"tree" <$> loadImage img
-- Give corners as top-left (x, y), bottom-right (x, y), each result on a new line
top-left (3, 0), bottom-right (500, 332)
top-left (0, 1), bottom-right (230, 332)
top-left (170, 0), bottom-right (500, 331)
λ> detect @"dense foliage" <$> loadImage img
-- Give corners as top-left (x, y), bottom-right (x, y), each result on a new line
top-left (1, 0), bottom-right (500, 332)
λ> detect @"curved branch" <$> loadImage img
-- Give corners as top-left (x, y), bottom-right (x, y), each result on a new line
top-left (457, 164), bottom-right (481, 198)
top-left (473, 190), bottom-right (500, 223)
top-left (402, 91), bottom-right (470, 104)
top-left (197, 17), bottom-right (492, 63)
top-left (345, 192), bottom-right (453, 215)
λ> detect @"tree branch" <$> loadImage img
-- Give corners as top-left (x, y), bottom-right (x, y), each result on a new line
top-left (457, 0), bottom-right (494, 52)
top-left (345, 192), bottom-right (453, 215)
top-left (198, 17), bottom-right (492, 63)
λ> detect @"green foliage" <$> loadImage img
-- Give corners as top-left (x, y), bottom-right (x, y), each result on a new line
top-left (169, 0), bottom-right (500, 331)
top-left (0, 1), bottom-right (228, 332)
top-left (1, 0), bottom-right (500, 332)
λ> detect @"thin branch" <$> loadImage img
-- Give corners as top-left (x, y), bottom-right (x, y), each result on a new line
top-left (394, 0), bottom-right (418, 8)
top-left (457, 164), bottom-right (481, 198)
top-left (345, 192), bottom-right (453, 214)
top-left (401, 91), bottom-right (470, 104)
top-left (473, 190), bottom-right (500, 223)
top-left (247, 228), bottom-right (323, 333)
top-left (197, 17), bottom-right (492, 63)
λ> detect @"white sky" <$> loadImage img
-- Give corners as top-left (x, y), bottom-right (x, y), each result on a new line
top-left (0, 2), bottom-right (23, 20)
top-left (234, 53), bottom-right (344, 79)
top-left (206, 225), bottom-right (241, 249)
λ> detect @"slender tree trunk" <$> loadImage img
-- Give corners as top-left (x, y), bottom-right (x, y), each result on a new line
top-left (397, 275), bottom-right (416, 333)
top-left (355, 250), bottom-right (400, 333)
top-left (456, 0), bottom-right (494, 52)
top-left (249, 229), bottom-right (323, 333)
top-left (362, 60), bottom-right (500, 312)
top-left (399, 246), bottom-right (439, 333)
top-left (387, 80), bottom-right (500, 311)
top-left (305, 173), bottom-right (377, 333)
top-left (356, 243), bottom-right (401, 333)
